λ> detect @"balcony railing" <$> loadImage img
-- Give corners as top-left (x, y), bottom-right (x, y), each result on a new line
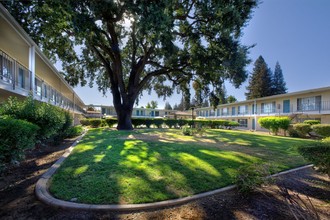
top-left (0, 48), bottom-right (84, 114)
top-left (197, 101), bottom-right (330, 118)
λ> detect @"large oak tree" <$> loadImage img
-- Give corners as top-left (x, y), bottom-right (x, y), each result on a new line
top-left (3, 0), bottom-right (258, 129)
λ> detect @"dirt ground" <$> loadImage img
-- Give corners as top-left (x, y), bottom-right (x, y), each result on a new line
top-left (0, 137), bottom-right (329, 220)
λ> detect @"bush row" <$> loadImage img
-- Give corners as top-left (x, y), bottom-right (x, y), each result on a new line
top-left (80, 118), bottom-right (240, 129)
top-left (289, 123), bottom-right (330, 138)
top-left (0, 96), bottom-right (82, 169)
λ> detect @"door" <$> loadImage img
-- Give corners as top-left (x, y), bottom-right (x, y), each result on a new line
top-left (283, 100), bottom-right (290, 113)
top-left (252, 118), bottom-right (256, 130)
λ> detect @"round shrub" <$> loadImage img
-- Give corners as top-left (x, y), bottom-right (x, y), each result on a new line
top-left (65, 125), bottom-right (84, 138)
top-left (80, 119), bottom-right (91, 126)
top-left (89, 119), bottom-right (102, 128)
top-left (105, 118), bottom-right (117, 128)
top-left (0, 118), bottom-right (39, 165)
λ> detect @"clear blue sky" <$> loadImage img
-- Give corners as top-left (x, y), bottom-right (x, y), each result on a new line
top-left (72, 0), bottom-right (330, 108)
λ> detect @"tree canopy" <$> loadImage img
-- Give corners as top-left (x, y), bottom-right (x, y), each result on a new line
top-left (3, 0), bottom-right (258, 129)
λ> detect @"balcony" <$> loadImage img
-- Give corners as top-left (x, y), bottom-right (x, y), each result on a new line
top-left (0, 49), bottom-right (84, 114)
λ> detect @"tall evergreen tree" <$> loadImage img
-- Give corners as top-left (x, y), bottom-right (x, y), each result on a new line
top-left (272, 62), bottom-right (287, 95)
top-left (245, 56), bottom-right (273, 99)
top-left (164, 102), bottom-right (172, 110)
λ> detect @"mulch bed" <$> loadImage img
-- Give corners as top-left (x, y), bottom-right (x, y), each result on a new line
top-left (0, 138), bottom-right (329, 220)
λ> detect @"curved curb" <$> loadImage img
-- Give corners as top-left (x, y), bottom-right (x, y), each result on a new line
top-left (35, 134), bottom-right (314, 211)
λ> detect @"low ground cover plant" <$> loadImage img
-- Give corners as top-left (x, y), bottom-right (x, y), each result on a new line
top-left (235, 163), bottom-right (275, 194)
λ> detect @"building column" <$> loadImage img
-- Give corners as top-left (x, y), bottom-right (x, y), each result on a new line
top-left (72, 92), bottom-right (75, 125)
top-left (29, 45), bottom-right (35, 97)
top-left (254, 99), bottom-right (257, 131)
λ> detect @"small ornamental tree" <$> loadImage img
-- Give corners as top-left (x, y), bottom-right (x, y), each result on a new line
top-left (258, 117), bottom-right (290, 135)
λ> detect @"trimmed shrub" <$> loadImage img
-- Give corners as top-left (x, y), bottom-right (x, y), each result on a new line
top-left (312, 124), bottom-right (330, 137)
top-left (80, 119), bottom-right (91, 126)
top-left (258, 117), bottom-right (291, 135)
top-left (0, 118), bottom-right (39, 166)
top-left (105, 118), bottom-right (117, 128)
top-left (65, 125), bottom-right (84, 138)
top-left (293, 123), bottom-right (312, 137)
top-left (152, 118), bottom-right (164, 128)
top-left (303, 120), bottom-right (320, 125)
top-left (164, 119), bottom-right (177, 128)
top-left (297, 142), bottom-right (330, 177)
top-left (132, 118), bottom-right (145, 128)
top-left (89, 119), bottom-right (102, 128)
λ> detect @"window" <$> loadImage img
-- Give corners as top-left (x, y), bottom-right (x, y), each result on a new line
top-left (136, 110), bottom-right (140, 116)
top-left (261, 102), bottom-right (276, 113)
top-left (217, 109), bottom-right (220, 116)
top-left (232, 107), bottom-right (236, 115)
top-left (43, 84), bottom-right (48, 98)
top-left (238, 105), bottom-right (248, 114)
top-left (238, 119), bottom-right (248, 127)
top-left (35, 78), bottom-right (42, 96)
top-left (222, 107), bottom-right (228, 115)
top-left (18, 68), bottom-right (25, 89)
top-left (155, 111), bottom-right (159, 116)
top-left (297, 96), bottom-right (321, 111)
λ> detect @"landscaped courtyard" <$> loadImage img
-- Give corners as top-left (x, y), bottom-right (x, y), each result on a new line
top-left (50, 128), bottom-right (313, 204)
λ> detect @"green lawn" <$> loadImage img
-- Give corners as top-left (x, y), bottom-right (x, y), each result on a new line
top-left (50, 128), bottom-right (313, 204)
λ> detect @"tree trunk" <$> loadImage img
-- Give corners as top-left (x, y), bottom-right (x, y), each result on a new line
top-left (116, 104), bottom-right (134, 130)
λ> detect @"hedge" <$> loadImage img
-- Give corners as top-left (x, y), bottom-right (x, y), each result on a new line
top-left (80, 117), bottom-right (239, 130)
top-left (312, 124), bottom-right (330, 137)
top-left (0, 118), bottom-right (39, 166)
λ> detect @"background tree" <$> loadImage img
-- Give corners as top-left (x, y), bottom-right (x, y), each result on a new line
top-left (227, 95), bottom-right (237, 103)
top-left (245, 56), bottom-right (273, 99)
top-left (146, 101), bottom-right (158, 109)
top-left (4, 0), bottom-right (258, 129)
top-left (272, 61), bottom-right (287, 95)
top-left (164, 102), bottom-right (172, 110)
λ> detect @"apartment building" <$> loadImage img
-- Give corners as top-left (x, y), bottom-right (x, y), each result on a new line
top-left (97, 105), bottom-right (177, 119)
top-left (0, 4), bottom-right (85, 123)
top-left (195, 86), bottom-right (330, 131)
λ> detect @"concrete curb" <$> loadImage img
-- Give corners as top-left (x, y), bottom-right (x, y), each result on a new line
top-left (35, 133), bottom-right (314, 211)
